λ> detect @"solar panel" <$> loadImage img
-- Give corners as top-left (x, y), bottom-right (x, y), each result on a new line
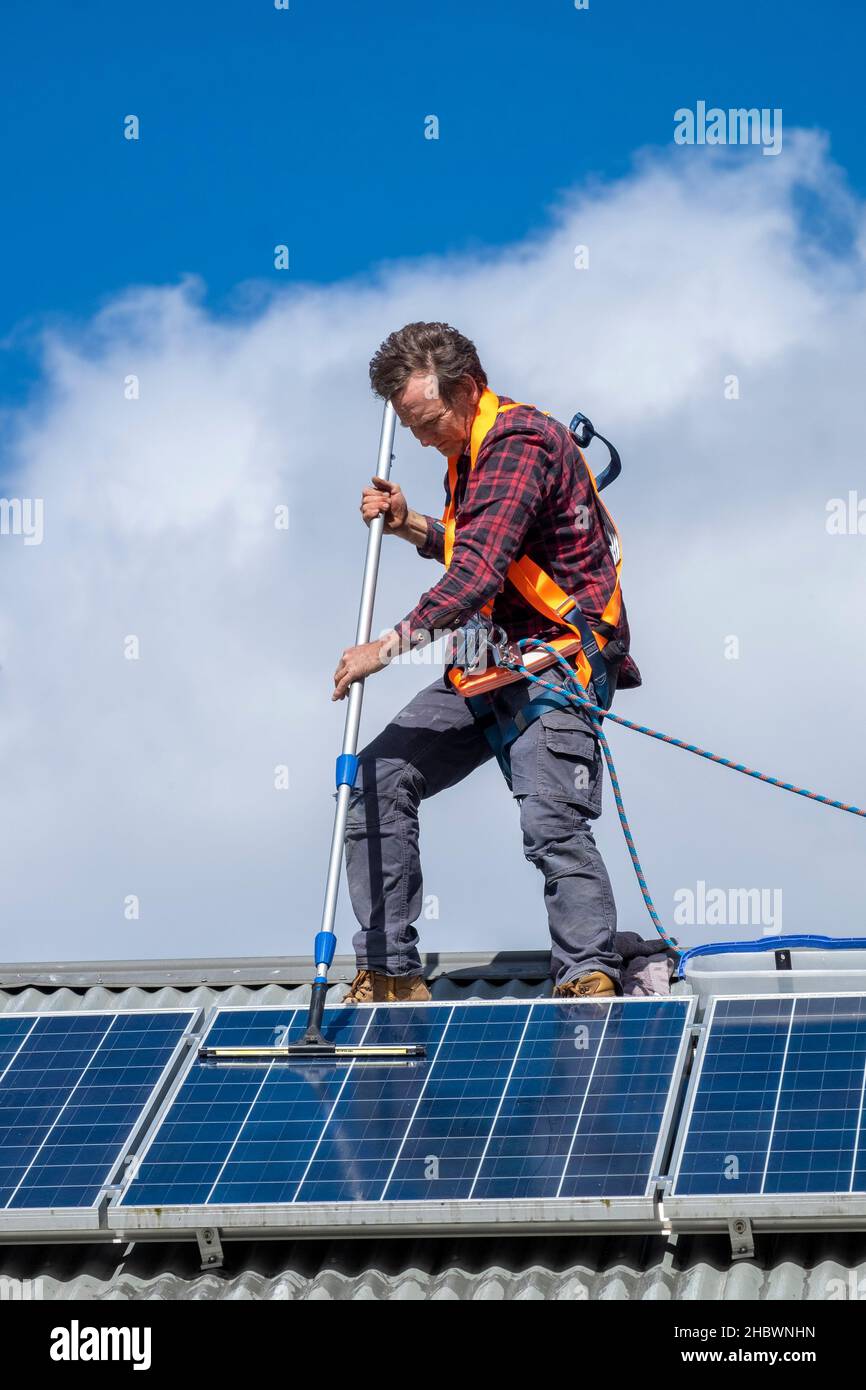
top-left (671, 995), bottom-right (866, 1196)
top-left (0, 1017), bottom-right (37, 1072)
top-left (0, 1010), bottom-right (195, 1210)
top-left (118, 998), bottom-right (692, 1209)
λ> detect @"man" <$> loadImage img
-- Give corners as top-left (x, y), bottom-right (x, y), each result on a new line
top-left (332, 322), bottom-right (641, 1004)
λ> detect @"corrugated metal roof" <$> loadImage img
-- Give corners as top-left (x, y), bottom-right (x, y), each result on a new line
top-left (0, 950), bottom-right (552, 1013)
top-left (0, 950), bottom-right (552, 989)
top-left (4, 1234), bottom-right (866, 1300)
top-left (0, 979), bottom-right (552, 1015)
top-left (0, 947), bottom-right (686, 1013)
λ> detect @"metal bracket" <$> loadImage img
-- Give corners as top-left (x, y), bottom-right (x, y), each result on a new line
top-left (660, 1231), bottom-right (680, 1275)
top-left (652, 1176), bottom-right (674, 1233)
top-left (729, 1216), bottom-right (755, 1260)
top-left (196, 1227), bottom-right (224, 1270)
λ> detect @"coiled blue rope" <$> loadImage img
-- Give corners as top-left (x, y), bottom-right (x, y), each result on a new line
top-left (509, 640), bottom-right (865, 953)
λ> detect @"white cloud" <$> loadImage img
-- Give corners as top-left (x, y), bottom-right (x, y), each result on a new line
top-left (1, 131), bottom-right (864, 964)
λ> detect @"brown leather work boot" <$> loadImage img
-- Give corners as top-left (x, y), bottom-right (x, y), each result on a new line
top-left (553, 971), bottom-right (617, 999)
top-left (343, 970), bottom-right (431, 1004)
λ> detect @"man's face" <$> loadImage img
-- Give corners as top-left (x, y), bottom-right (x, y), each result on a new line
top-left (393, 372), bottom-right (479, 457)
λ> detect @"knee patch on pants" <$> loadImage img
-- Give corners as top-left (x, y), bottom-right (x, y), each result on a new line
top-left (518, 796), bottom-right (598, 879)
top-left (346, 758), bottom-right (425, 832)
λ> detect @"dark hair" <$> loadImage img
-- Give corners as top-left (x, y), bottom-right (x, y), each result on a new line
top-left (368, 322), bottom-right (488, 404)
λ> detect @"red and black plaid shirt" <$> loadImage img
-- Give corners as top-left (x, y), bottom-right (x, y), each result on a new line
top-left (394, 397), bottom-right (641, 690)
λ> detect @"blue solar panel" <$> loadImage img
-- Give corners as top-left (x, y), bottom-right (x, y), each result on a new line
top-left (672, 995), bottom-right (866, 1196)
top-left (119, 998), bottom-right (691, 1207)
top-left (0, 1017), bottom-right (36, 1072)
top-left (0, 1011), bottom-right (195, 1209)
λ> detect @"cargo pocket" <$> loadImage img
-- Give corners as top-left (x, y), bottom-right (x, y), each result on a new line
top-left (537, 709), bottom-right (602, 816)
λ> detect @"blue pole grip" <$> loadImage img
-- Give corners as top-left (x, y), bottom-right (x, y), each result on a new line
top-left (335, 753), bottom-right (359, 789)
top-left (314, 931), bottom-right (337, 969)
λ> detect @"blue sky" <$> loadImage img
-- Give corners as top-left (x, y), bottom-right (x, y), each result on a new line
top-left (2, 2), bottom-right (865, 962)
top-left (1, 0), bottom-right (864, 406)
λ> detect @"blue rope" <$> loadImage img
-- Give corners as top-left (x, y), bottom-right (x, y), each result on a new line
top-left (509, 640), bottom-right (865, 953)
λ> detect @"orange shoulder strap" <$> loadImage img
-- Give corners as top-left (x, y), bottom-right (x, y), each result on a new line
top-left (441, 389), bottom-right (623, 655)
top-left (442, 388), bottom-right (519, 567)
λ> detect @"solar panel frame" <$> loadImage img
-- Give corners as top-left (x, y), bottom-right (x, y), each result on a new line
top-left (11, 993), bottom-right (866, 1242)
top-left (0, 1008), bottom-right (200, 1236)
top-left (667, 992), bottom-right (866, 1226)
top-left (109, 996), bottom-right (696, 1236)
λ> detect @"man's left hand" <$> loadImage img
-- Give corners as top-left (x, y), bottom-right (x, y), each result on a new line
top-left (332, 634), bottom-right (397, 701)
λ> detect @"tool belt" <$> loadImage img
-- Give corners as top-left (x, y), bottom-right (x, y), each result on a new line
top-left (446, 613), bottom-right (608, 789)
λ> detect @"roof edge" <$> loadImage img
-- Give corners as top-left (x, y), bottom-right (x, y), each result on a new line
top-left (0, 949), bottom-right (552, 990)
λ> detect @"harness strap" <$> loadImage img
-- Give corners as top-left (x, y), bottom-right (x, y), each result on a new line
top-left (465, 694), bottom-right (511, 784)
top-left (443, 389), bottom-right (621, 707)
top-left (467, 678), bottom-right (587, 790)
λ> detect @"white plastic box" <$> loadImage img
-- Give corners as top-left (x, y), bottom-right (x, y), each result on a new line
top-left (679, 935), bottom-right (866, 1009)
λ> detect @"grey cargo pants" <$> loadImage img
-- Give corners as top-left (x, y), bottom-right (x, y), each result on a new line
top-left (344, 668), bottom-right (622, 990)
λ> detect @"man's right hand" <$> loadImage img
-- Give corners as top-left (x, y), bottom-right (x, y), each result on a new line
top-left (361, 476), bottom-right (409, 535)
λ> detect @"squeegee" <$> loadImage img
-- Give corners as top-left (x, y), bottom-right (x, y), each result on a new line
top-left (200, 402), bottom-right (426, 1065)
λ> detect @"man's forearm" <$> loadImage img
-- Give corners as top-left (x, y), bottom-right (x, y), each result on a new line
top-left (393, 508), bottom-right (433, 546)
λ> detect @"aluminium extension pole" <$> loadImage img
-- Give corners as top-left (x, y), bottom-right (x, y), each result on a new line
top-left (301, 401), bottom-right (397, 1044)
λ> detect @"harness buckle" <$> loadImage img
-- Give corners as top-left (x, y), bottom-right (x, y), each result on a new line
top-left (448, 614), bottom-right (516, 676)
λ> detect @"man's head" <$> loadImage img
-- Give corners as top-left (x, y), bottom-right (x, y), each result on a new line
top-left (369, 322), bottom-right (487, 457)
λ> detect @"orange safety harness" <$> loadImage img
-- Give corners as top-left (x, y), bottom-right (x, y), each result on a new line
top-left (443, 389), bottom-right (624, 709)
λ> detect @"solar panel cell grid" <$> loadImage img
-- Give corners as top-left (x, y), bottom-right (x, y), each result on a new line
top-left (0, 1011), bottom-right (194, 1210)
top-left (120, 998), bottom-right (691, 1208)
top-left (672, 995), bottom-right (866, 1197)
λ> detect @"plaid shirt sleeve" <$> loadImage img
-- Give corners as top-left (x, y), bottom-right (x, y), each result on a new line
top-left (415, 513), bottom-right (446, 564)
top-left (393, 424), bottom-right (547, 646)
